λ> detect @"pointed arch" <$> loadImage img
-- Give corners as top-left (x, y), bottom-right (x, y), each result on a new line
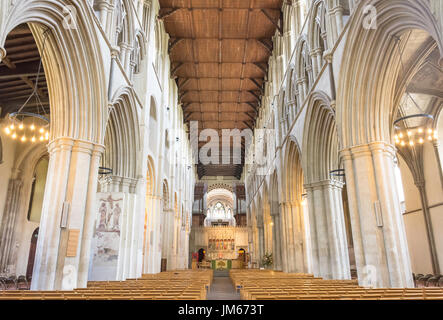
top-left (307, 0), bottom-right (328, 76)
top-left (294, 35), bottom-right (313, 105)
top-left (302, 91), bottom-right (339, 184)
top-left (282, 136), bottom-right (304, 203)
top-left (0, 0), bottom-right (108, 143)
top-left (102, 86), bottom-right (141, 189)
top-left (336, 0), bottom-right (443, 148)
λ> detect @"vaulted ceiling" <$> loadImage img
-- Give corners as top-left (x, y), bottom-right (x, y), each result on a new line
top-left (159, 0), bottom-right (283, 179)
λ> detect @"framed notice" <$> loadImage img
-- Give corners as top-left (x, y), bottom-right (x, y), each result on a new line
top-left (66, 229), bottom-right (80, 257)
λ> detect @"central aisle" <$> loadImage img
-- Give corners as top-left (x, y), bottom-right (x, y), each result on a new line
top-left (206, 271), bottom-right (241, 300)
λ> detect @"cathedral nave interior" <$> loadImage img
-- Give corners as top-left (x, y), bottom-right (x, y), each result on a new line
top-left (0, 0), bottom-right (442, 301)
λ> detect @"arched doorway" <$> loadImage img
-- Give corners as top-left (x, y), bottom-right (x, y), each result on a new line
top-left (280, 138), bottom-right (307, 273)
top-left (26, 228), bottom-right (39, 281)
top-left (198, 248), bottom-right (205, 262)
top-left (238, 248), bottom-right (246, 263)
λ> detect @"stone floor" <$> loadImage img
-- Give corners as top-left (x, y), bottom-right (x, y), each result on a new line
top-left (206, 272), bottom-right (241, 300)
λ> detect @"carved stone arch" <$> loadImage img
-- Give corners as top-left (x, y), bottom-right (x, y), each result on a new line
top-left (162, 179), bottom-right (170, 209)
top-left (131, 30), bottom-right (147, 75)
top-left (146, 155), bottom-right (156, 196)
top-left (269, 170), bottom-right (280, 214)
top-left (282, 135), bottom-right (304, 203)
top-left (101, 86), bottom-right (141, 191)
top-left (301, 91), bottom-right (338, 184)
top-left (307, 0), bottom-right (328, 77)
top-left (337, 0), bottom-right (443, 148)
top-left (294, 36), bottom-right (313, 105)
top-left (115, 0), bottom-right (135, 46)
top-left (0, 0), bottom-right (108, 143)
top-left (153, 18), bottom-right (165, 75)
top-left (148, 96), bottom-right (159, 153)
top-left (286, 65), bottom-right (297, 102)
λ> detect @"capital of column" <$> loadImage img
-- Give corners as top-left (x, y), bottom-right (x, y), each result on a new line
top-left (414, 179), bottom-right (426, 188)
top-left (282, 31), bottom-right (292, 39)
top-left (72, 140), bottom-right (97, 155)
top-left (330, 5), bottom-right (344, 15)
top-left (310, 48), bottom-right (322, 56)
top-left (111, 46), bottom-right (121, 58)
top-left (279, 200), bottom-right (298, 208)
top-left (121, 176), bottom-right (138, 189)
top-left (96, 0), bottom-right (113, 11)
top-left (340, 141), bottom-right (396, 161)
top-left (47, 137), bottom-right (75, 154)
top-left (147, 193), bottom-right (162, 200)
top-left (48, 137), bottom-right (105, 155)
top-left (120, 43), bottom-right (133, 51)
top-left (295, 77), bottom-right (306, 86)
top-left (323, 50), bottom-right (333, 63)
top-left (304, 179), bottom-right (344, 190)
top-left (10, 166), bottom-right (23, 180)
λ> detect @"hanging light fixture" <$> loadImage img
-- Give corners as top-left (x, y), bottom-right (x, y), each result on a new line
top-left (393, 35), bottom-right (437, 148)
top-left (3, 29), bottom-right (50, 144)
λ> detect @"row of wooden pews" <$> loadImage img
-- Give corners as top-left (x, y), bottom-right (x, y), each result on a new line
top-left (0, 270), bottom-right (213, 300)
top-left (230, 270), bottom-right (443, 300)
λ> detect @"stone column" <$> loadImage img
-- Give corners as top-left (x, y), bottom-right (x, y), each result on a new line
top-left (331, 5), bottom-right (344, 41)
top-left (310, 49), bottom-right (322, 77)
top-left (169, 214), bottom-right (180, 270)
top-left (278, 202), bottom-right (289, 272)
top-left (31, 138), bottom-right (103, 291)
top-left (415, 180), bottom-right (440, 274)
top-left (77, 144), bottom-right (104, 287)
top-left (95, 0), bottom-right (111, 29)
top-left (161, 208), bottom-right (174, 270)
top-left (432, 141), bottom-right (443, 191)
top-left (340, 142), bottom-right (414, 287)
top-left (271, 212), bottom-right (282, 271)
top-left (143, 194), bottom-right (162, 273)
top-left (0, 177), bottom-right (23, 273)
top-left (289, 201), bottom-right (307, 273)
top-left (304, 180), bottom-right (350, 280)
top-left (296, 78), bottom-right (305, 104)
top-left (119, 43), bottom-right (132, 74)
top-left (106, 3), bottom-right (116, 43)
top-left (257, 225), bottom-right (264, 265)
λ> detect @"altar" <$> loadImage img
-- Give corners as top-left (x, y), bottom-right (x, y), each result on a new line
top-left (211, 259), bottom-right (232, 270)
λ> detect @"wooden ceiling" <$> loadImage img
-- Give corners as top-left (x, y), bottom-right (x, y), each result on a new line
top-left (159, 0), bottom-right (283, 179)
top-left (0, 24), bottom-right (48, 118)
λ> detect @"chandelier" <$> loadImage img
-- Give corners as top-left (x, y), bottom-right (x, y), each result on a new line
top-left (394, 113), bottom-right (437, 147)
top-left (393, 35), bottom-right (436, 148)
top-left (2, 28), bottom-right (50, 144)
top-left (4, 112), bottom-right (49, 143)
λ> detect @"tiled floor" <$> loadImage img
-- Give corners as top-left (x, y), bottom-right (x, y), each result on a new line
top-left (206, 276), bottom-right (241, 300)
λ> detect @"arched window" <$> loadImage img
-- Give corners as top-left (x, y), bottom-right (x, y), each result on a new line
top-left (309, 1), bottom-right (328, 76)
top-left (131, 35), bottom-right (142, 75)
top-left (115, 0), bottom-right (127, 47)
